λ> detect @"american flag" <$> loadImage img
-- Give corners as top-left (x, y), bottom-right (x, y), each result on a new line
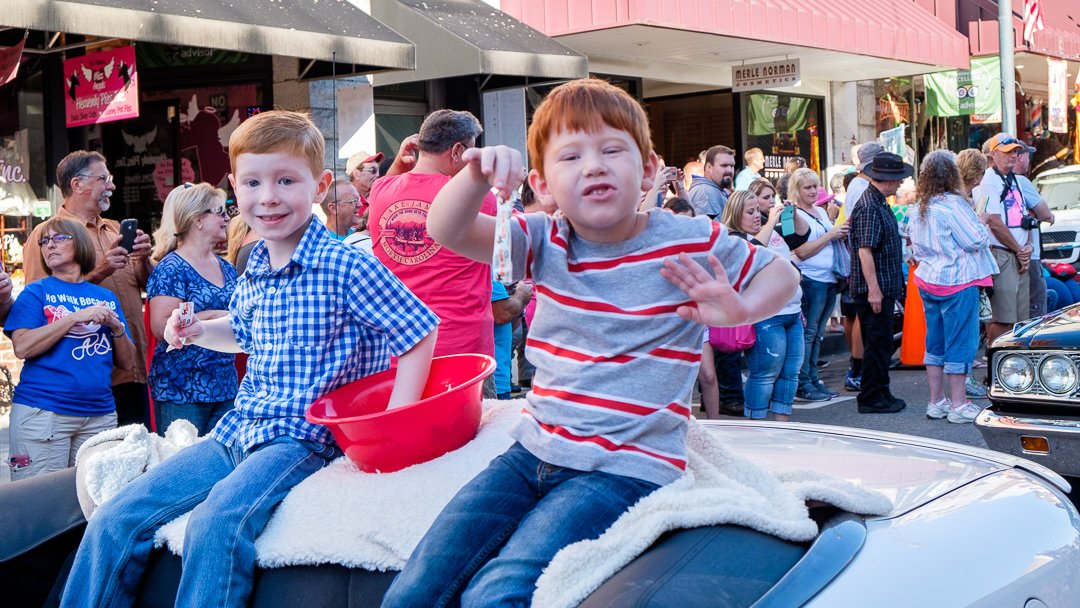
top-left (1023, 0), bottom-right (1045, 44)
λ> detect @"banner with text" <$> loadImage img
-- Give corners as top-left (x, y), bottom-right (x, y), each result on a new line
top-left (64, 46), bottom-right (139, 127)
top-left (1048, 58), bottom-right (1068, 134)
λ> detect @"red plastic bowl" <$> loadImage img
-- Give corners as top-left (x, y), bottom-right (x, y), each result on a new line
top-left (306, 354), bottom-right (496, 473)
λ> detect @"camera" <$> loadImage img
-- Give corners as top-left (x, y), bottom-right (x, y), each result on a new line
top-left (1020, 216), bottom-right (1040, 231)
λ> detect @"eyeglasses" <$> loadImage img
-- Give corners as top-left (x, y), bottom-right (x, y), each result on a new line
top-left (354, 167), bottom-right (378, 176)
top-left (78, 173), bottom-right (114, 184)
top-left (334, 197), bottom-right (361, 207)
top-left (202, 206), bottom-right (229, 219)
top-left (38, 234), bottom-right (74, 247)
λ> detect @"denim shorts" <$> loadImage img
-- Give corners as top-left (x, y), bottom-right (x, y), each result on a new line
top-left (920, 286), bottom-right (980, 375)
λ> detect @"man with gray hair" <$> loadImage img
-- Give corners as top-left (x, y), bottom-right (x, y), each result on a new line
top-left (368, 109), bottom-right (497, 360)
top-left (23, 150), bottom-right (153, 426)
top-left (842, 141), bottom-right (883, 217)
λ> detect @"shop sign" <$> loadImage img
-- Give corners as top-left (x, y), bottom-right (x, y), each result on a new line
top-left (64, 46), bottom-right (139, 128)
top-left (732, 59), bottom-right (800, 93)
top-left (1048, 58), bottom-right (1068, 134)
top-left (0, 129), bottom-right (35, 216)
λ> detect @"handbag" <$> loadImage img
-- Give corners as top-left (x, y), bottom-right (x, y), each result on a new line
top-left (708, 324), bottom-right (756, 353)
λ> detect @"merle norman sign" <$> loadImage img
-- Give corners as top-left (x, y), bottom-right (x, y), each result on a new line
top-left (732, 59), bottom-right (801, 93)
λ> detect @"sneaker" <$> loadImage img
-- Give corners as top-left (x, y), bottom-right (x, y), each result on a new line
top-left (965, 376), bottom-right (987, 398)
top-left (948, 401), bottom-right (982, 424)
top-left (926, 397), bottom-right (952, 420)
top-left (795, 387), bottom-right (833, 402)
top-left (844, 372), bottom-right (862, 392)
top-left (815, 380), bottom-right (840, 398)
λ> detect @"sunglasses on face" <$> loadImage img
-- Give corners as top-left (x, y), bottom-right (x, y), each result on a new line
top-left (38, 234), bottom-right (74, 247)
top-left (201, 206), bottom-right (229, 219)
top-left (79, 173), bottom-right (113, 184)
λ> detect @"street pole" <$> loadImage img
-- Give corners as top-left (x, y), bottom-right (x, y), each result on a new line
top-left (999, 0), bottom-right (1016, 134)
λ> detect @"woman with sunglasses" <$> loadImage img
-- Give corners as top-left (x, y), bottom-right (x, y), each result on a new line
top-left (148, 183), bottom-right (239, 434)
top-left (4, 218), bottom-right (134, 480)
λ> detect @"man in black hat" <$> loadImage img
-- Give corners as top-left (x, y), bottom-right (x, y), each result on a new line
top-left (848, 152), bottom-right (913, 414)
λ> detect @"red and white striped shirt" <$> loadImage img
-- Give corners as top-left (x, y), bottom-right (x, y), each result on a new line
top-left (507, 209), bottom-right (775, 486)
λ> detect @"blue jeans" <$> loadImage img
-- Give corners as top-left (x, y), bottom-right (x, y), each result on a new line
top-left (798, 278), bottom-right (838, 391)
top-left (155, 399), bottom-right (235, 436)
top-left (382, 442), bottom-right (660, 608)
top-left (920, 286), bottom-right (979, 375)
top-left (744, 312), bottom-right (804, 419)
top-left (61, 436), bottom-right (340, 608)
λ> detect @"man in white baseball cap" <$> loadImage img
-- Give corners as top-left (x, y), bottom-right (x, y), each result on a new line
top-left (345, 150), bottom-right (385, 210)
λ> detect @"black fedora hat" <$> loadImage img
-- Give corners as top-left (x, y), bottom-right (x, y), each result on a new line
top-left (863, 152), bottom-right (914, 181)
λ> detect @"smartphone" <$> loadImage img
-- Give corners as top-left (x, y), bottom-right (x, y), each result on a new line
top-left (118, 219), bottom-right (138, 253)
top-left (780, 205), bottom-right (796, 235)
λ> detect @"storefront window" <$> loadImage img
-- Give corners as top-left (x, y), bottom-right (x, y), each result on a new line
top-left (0, 58), bottom-right (47, 280)
top-left (645, 92), bottom-right (735, 168)
top-left (742, 93), bottom-right (825, 179)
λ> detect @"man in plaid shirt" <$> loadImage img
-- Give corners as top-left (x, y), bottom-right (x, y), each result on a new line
top-left (849, 152), bottom-right (912, 415)
top-left (61, 111), bottom-right (439, 608)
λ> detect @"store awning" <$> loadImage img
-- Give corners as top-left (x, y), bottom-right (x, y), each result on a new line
top-left (4, 0), bottom-right (415, 71)
top-left (370, 0), bottom-right (587, 87)
top-left (502, 0), bottom-right (970, 87)
top-left (967, 0), bottom-right (1080, 62)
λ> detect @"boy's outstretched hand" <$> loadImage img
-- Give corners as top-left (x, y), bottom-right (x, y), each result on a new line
top-left (660, 253), bottom-right (751, 327)
top-left (462, 146), bottom-right (525, 201)
top-left (163, 307), bottom-right (204, 349)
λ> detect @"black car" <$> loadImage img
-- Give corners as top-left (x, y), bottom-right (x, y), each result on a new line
top-left (976, 302), bottom-right (1080, 477)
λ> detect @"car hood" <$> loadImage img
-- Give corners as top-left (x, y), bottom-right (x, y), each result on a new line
top-left (702, 421), bottom-right (1067, 517)
top-left (1046, 208), bottom-right (1080, 225)
top-left (996, 302), bottom-right (1080, 349)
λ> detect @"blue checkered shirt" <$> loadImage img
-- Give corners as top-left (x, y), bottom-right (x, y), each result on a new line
top-left (210, 219), bottom-right (439, 452)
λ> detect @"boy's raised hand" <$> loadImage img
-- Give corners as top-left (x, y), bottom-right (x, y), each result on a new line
top-left (462, 146), bottom-right (525, 201)
top-left (660, 253), bottom-right (750, 327)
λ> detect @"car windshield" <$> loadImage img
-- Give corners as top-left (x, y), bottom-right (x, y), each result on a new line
top-left (1037, 172), bottom-right (1080, 211)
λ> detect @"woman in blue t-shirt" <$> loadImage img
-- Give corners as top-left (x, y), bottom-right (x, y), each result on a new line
top-left (5, 218), bottom-right (135, 481)
top-left (148, 183), bottom-right (238, 435)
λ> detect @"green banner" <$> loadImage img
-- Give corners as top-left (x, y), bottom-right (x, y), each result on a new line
top-left (746, 94), bottom-right (814, 136)
top-left (924, 57), bottom-right (1000, 119)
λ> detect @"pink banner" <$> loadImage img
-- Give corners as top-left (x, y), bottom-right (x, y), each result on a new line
top-left (64, 46), bottom-right (139, 128)
top-left (0, 38), bottom-right (24, 87)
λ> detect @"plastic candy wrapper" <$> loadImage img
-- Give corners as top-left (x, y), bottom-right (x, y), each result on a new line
top-left (492, 196), bottom-right (513, 282)
top-left (167, 301), bottom-right (195, 352)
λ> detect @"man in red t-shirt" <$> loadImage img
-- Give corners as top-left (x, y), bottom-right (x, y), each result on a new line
top-left (369, 110), bottom-right (497, 357)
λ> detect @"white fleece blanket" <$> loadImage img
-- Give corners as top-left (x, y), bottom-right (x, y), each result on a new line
top-left (80, 400), bottom-right (892, 607)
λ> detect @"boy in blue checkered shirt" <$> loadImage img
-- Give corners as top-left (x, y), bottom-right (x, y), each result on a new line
top-left (61, 111), bottom-right (439, 608)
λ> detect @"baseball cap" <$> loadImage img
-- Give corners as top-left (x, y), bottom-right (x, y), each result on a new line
top-left (855, 142), bottom-right (884, 172)
top-left (986, 134), bottom-right (1024, 153)
top-left (346, 151), bottom-right (385, 176)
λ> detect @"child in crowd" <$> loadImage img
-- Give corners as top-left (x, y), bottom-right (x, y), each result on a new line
top-left (61, 111), bottom-right (439, 608)
top-left (382, 78), bottom-right (798, 607)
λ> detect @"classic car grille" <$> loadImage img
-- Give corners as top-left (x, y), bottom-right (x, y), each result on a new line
top-left (1041, 230), bottom-right (1078, 261)
top-left (992, 351), bottom-right (1080, 401)
top-left (1042, 231), bottom-right (1077, 244)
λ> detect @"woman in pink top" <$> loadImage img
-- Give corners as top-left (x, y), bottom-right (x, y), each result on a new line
top-left (908, 150), bottom-right (999, 424)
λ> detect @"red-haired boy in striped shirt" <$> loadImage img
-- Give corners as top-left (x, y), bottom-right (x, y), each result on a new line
top-left (383, 78), bottom-right (800, 607)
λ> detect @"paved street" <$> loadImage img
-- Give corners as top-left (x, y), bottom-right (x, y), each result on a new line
top-left (787, 351), bottom-right (989, 450)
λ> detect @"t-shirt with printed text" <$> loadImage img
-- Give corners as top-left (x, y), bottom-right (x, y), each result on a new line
top-left (368, 172), bottom-right (498, 357)
top-left (4, 277), bottom-right (128, 416)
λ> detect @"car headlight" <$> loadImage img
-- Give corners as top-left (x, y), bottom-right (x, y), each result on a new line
top-left (1039, 355), bottom-right (1078, 395)
top-left (998, 354), bottom-right (1035, 392)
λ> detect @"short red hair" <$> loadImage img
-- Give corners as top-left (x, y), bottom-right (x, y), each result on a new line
top-left (527, 79), bottom-right (653, 178)
top-left (229, 110), bottom-right (324, 178)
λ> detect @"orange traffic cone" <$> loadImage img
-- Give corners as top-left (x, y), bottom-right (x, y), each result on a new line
top-left (900, 263), bottom-right (926, 367)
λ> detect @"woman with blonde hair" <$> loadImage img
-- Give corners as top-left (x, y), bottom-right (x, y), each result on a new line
top-left (5, 218), bottom-right (134, 479)
top-left (955, 149), bottom-right (988, 200)
top-left (721, 191), bottom-right (804, 420)
top-left (147, 183), bottom-right (239, 434)
top-left (787, 168), bottom-right (849, 401)
top-left (225, 214), bottom-right (259, 274)
top-left (908, 150), bottom-right (997, 424)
